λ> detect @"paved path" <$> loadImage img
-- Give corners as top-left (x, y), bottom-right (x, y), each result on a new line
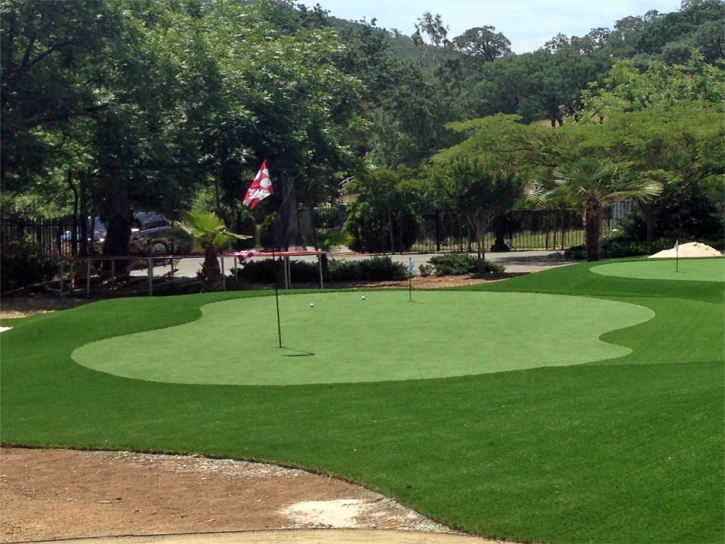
top-left (146, 250), bottom-right (570, 281)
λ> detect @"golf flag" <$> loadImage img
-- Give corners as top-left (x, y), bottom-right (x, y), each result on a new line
top-left (243, 161), bottom-right (273, 209)
top-left (236, 250), bottom-right (258, 263)
top-left (408, 258), bottom-right (417, 276)
top-left (674, 240), bottom-right (679, 252)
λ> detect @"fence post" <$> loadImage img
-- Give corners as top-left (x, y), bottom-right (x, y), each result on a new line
top-left (436, 210), bottom-right (441, 252)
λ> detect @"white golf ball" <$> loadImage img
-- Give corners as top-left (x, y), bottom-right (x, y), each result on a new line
top-left (361, 296), bottom-right (366, 300)
top-left (310, 303), bottom-right (314, 307)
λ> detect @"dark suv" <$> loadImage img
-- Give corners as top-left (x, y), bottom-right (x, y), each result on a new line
top-left (130, 212), bottom-right (175, 255)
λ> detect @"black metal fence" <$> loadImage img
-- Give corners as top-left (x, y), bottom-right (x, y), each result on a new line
top-left (409, 209), bottom-right (587, 253)
top-left (0, 217), bottom-right (79, 263)
top-left (1, 201), bottom-right (632, 263)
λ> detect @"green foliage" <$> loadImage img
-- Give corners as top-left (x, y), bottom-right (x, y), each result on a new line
top-left (526, 157), bottom-right (662, 261)
top-left (0, 237), bottom-right (54, 292)
top-left (618, 182), bottom-right (725, 244)
top-left (240, 259), bottom-right (319, 284)
top-left (582, 53), bottom-right (725, 115)
top-left (236, 209), bottom-right (257, 250)
top-left (599, 236), bottom-right (674, 258)
top-left (303, 229), bottom-right (350, 252)
top-left (259, 212), bottom-right (281, 250)
top-left (344, 166), bottom-right (425, 253)
top-left (429, 253), bottom-right (477, 275)
top-left (240, 255), bottom-right (407, 283)
top-left (326, 256), bottom-right (407, 282)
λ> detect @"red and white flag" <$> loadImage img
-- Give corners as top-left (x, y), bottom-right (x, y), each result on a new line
top-left (243, 161), bottom-right (274, 209)
top-left (236, 250), bottom-right (258, 263)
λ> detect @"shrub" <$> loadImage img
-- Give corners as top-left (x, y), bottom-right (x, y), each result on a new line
top-left (474, 261), bottom-right (506, 277)
top-left (326, 256), bottom-right (407, 282)
top-left (599, 237), bottom-right (673, 258)
top-left (240, 256), bottom-right (407, 284)
top-left (1, 237), bottom-right (54, 292)
top-left (240, 258), bottom-right (320, 284)
top-left (429, 254), bottom-right (477, 276)
top-left (564, 245), bottom-right (587, 260)
top-left (418, 263), bottom-right (434, 277)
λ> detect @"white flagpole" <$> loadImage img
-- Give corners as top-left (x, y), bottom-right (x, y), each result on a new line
top-left (675, 240), bottom-right (679, 273)
top-left (273, 249), bottom-right (282, 348)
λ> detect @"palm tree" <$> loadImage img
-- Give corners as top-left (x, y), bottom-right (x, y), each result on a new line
top-left (526, 158), bottom-right (662, 261)
top-left (171, 211), bottom-right (250, 289)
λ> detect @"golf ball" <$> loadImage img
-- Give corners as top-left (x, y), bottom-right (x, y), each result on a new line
top-left (361, 296), bottom-right (366, 300)
top-left (310, 303), bottom-right (314, 307)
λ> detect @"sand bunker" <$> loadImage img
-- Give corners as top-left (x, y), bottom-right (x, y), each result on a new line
top-left (649, 242), bottom-right (722, 259)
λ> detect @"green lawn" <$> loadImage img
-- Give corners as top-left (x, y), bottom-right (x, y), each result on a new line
top-left (1, 258), bottom-right (723, 544)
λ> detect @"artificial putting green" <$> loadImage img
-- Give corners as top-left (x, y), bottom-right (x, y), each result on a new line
top-left (71, 291), bottom-right (654, 385)
top-left (591, 257), bottom-right (724, 282)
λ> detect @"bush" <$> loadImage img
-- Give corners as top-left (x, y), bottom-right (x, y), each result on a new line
top-left (564, 245), bottom-right (587, 260)
top-left (1, 237), bottom-right (54, 292)
top-left (240, 256), bottom-right (407, 284)
top-left (599, 237), bottom-right (674, 259)
top-left (240, 258), bottom-right (320, 284)
top-left (474, 261), bottom-right (506, 277)
top-left (429, 254), bottom-right (477, 276)
top-left (326, 256), bottom-right (407, 282)
top-left (418, 263), bottom-right (434, 277)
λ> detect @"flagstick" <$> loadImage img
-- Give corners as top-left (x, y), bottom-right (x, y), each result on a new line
top-left (676, 249), bottom-right (679, 273)
top-left (409, 273), bottom-right (412, 302)
top-left (273, 249), bottom-right (282, 348)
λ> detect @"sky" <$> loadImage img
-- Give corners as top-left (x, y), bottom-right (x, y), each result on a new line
top-left (306, 0), bottom-right (683, 53)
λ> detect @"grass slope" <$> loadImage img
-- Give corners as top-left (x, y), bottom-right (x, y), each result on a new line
top-left (2, 261), bottom-right (723, 544)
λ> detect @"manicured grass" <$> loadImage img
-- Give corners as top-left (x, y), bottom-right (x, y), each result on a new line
top-left (72, 291), bottom-right (653, 385)
top-left (1, 261), bottom-right (723, 544)
top-left (591, 257), bottom-right (724, 282)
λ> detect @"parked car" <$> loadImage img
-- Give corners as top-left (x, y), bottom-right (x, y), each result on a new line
top-left (130, 212), bottom-right (175, 255)
top-left (62, 213), bottom-right (176, 256)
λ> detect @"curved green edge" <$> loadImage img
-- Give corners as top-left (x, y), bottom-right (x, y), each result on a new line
top-left (71, 291), bottom-right (654, 385)
top-left (591, 258), bottom-right (724, 283)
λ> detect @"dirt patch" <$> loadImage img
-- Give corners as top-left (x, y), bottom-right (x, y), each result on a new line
top-left (0, 294), bottom-right (97, 320)
top-left (0, 448), bottom-right (465, 542)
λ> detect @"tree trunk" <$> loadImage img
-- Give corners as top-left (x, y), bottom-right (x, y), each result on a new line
top-left (585, 205), bottom-right (602, 262)
top-left (279, 173), bottom-right (305, 250)
top-left (199, 243), bottom-right (222, 291)
top-left (637, 201), bottom-right (657, 242)
top-left (468, 213), bottom-right (485, 274)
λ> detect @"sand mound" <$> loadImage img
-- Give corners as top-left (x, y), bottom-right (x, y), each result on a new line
top-left (649, 242), bottom-right (723, 259)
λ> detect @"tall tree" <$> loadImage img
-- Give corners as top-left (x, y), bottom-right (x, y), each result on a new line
top-left (452, 26), bottom-right (511, 62)
top-left (430, 157), bottom-right (521, 271)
